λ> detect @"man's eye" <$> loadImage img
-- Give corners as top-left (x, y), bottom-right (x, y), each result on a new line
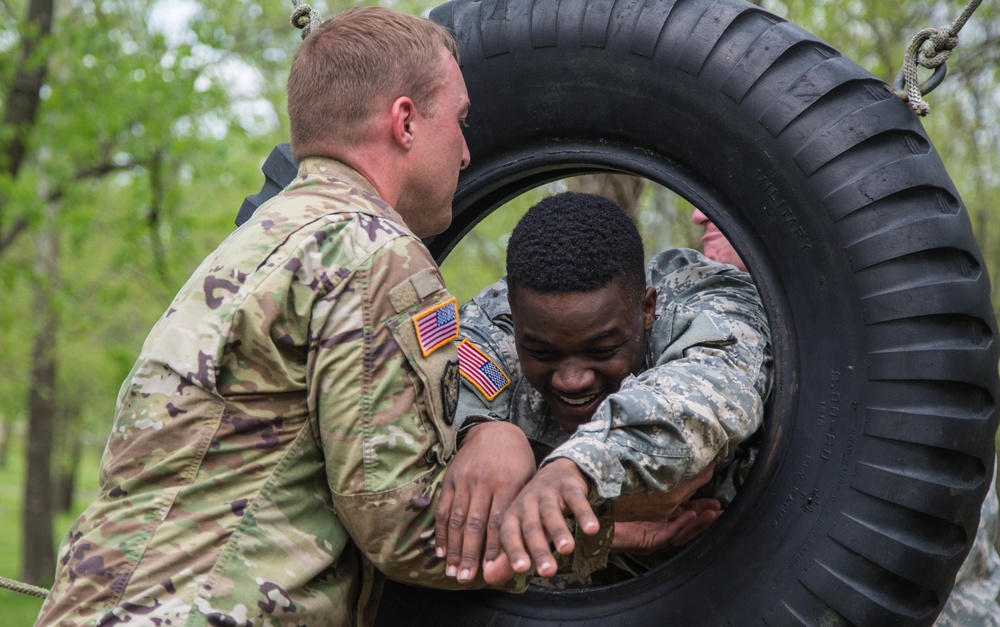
top-left (525, 348), bottom-right (555, 360)
top-left (459, 118), bottom-right (469, 128)
top-left (589, 347), bottom-right (618, 358)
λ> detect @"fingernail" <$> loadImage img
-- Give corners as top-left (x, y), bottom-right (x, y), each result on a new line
top-left (459, 568), bottom-right (471, 582)
top-left (557, 538), bottom-right (570, 549)
top-left (484, 560), bottom-right (494, 570)
top-left (436, 547), bottom-right (445, 558)
top-left (446, 565), bottom-right (457, 577)
top-left (514, 558), bottom-right (527, 571)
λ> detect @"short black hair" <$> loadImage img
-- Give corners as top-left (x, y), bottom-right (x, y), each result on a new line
top-left (506, 192), bottom-right (646, 304)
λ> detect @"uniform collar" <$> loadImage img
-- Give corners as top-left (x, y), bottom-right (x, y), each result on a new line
top-left (287, 157), bottom-right (409, 230)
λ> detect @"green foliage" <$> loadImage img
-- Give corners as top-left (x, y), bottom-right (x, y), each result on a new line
top-left (0, 0), bottom-right (307, 582)
top-left (440, 190), bottom-right (538, 304)
top-left (764, 0), bottom-right (1000, 313)
top-left (441, 181), bottom-right (702, 304)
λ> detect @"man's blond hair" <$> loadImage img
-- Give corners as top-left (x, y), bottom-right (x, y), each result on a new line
top-left (287, 7), bottom-right (460, 161)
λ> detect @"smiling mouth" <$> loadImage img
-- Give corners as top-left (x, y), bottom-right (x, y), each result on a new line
top-left (557, 394), bottom-right (597, 406)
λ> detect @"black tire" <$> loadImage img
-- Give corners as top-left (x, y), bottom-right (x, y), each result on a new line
top-left (236, 0), bottom-right (998, 623)
top-left (376, 0), bottom-right (999, 625)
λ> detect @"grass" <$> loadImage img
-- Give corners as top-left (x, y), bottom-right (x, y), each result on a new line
top-left (0, 434), bottom-right (102, 626)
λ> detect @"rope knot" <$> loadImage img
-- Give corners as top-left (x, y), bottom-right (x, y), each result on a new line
top-left (290, 1), bottom-right (322, 40)
top-left (893, 0), bottom-right (983, 117)
top-left (918, 26), bottom-right (958, 68)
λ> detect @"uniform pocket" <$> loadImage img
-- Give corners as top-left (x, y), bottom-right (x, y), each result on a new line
top-left (386, 297), bottom-right (460, 464)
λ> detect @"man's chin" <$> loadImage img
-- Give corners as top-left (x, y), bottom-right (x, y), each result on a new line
top-left (422, 205), bottom-right (454, 238)
top-left (550, 394), bottom-right (607, 434)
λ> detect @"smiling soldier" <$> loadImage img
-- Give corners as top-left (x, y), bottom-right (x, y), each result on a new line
top-left (434, 192), bottom-right (773, 585)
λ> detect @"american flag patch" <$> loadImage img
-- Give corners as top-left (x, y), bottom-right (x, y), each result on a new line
top-left (457, 339), bottom-right (510, 400)
top-left (412, 297), bottom-right (459, 357)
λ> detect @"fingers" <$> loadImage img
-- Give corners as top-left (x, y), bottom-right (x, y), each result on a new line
top-left (498, 506), bottom-right (535, 576)
top-left (483, 551), bottom-right (515, 586)
top-left (680, 498), bottom-right (722, 516)
top-left (494, 458), bottom-right (596, 579)
top-left (434, 421), bottom-right (538, 584)
top-left (564, 486), bottom-right (599, 537)
top-left (433, 474), bottom-right (456, 559)
top-left (482, 491), bottom-right (510, 565)
top-left (671, 509), bottom-right (720, 546)
top-left (451, 490), bottom-right (492, 583)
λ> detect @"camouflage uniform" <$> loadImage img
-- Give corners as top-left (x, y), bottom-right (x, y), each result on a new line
top-left (934, 459), bottom-right (1000, 626)
top-left (456, 250), bottom-right (770, 586)
top-left (37, 159), bottom-right (475, 627)
top-left (456, 249), bottom-right (772, 502)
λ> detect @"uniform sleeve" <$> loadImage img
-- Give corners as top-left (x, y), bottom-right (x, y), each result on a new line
top-left (936, 458), bottom-right (1000, 625)
top-left (308, 233), bottom-right (471, 588)
top-left (546, 251), bottom-right (773, 500)
top-left (454, 279), bottom-right (519, 435)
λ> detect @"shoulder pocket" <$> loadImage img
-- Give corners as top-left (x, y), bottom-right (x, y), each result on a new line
top-left (386, 291), bottom-right (459, 464)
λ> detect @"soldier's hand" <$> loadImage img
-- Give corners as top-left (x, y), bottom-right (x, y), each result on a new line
top-left (435, 421), bottom-right (535, 584)
top-left (487, 458), bottom-right (599, 583)
top-left (612, 461), bottom-right (716, 522)
top-left (613, 498), bottom-right (722, 555)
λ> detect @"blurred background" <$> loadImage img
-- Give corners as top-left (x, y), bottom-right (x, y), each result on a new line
top-left (2, 0), bottom-right (998, 622)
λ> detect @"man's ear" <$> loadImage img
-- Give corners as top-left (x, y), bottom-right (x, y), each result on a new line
top-left (642, 286), bottom-right (657, 331)
top-left (390, 96), bottom-right (417, 151)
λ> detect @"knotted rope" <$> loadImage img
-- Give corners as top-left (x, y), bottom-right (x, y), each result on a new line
top-left (896, 0), bottom-right (983, 116)
top-left (0, 574), bottom-right (49, 599)
top-left (290, 0), bottom-right (323, 39)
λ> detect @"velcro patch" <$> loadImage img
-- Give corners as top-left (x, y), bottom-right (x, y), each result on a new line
top-left (457, 339), bottom-right (511, 401)
top-left (412, 298), bottom-right (459, 357)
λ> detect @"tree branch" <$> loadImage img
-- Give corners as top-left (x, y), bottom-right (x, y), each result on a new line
top-left (0, 217), bottom-right (29, 254)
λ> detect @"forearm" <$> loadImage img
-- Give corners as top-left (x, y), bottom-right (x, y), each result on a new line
top-left (547, 309), bottom-right (771, 500)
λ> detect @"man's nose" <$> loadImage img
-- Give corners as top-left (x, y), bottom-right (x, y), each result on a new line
top-left (691, 208), bottom-right (709, 226)
top-left (551, 361), bottom-right (596, 394)
top-left (460, 137), bottom-right (471, 170)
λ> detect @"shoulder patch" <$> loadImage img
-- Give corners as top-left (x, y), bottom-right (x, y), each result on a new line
top-left (457, 339), bottom-right (511, 401)
top-left (412, 297), bottom-right (459, 357)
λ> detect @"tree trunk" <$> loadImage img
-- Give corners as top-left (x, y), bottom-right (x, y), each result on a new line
top-left (0, 420), bottom-right (9, 469)
top-left (566, 174), bottom-right (646, 218)
top-left (54, 435), bottom-right (81, 513)
top-left (21, 203), bottom-right (59, 586)
top-left (0, 0), bottom-right (56, 256)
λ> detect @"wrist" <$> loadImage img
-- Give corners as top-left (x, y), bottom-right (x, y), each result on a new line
top-left (455, 415), bottom-right (500, 446)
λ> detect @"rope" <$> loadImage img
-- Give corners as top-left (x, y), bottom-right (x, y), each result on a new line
top-left (0, 575), bottom-right (49, 599)
top-left (897, 0), bottom-right (983, 116)
top-left (290, 0), bottom-right (323, 40)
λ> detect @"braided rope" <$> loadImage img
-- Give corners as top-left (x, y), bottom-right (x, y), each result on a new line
top-left (290, 0), bottom-right (323, 40)
top-left (898, 0), bottom-right (982, 116)
top-left (0, 575), bottom-right (49, 599)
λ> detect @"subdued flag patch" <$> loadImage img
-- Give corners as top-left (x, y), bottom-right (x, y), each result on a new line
top-left (412, 297), bottom-right (459, 357)
top-left (457, 338), bottom-right (510, 400)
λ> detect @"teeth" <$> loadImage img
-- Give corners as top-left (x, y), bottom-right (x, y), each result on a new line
top-left (558, 394), bottom-right (595, 406)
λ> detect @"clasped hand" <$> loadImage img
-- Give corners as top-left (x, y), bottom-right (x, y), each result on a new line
top-left (435, 422), bottom-right (721, 586)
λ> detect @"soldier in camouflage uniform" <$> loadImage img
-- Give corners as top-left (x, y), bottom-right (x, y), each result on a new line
top-left (436, 193), bottom-right (772, 586)
top-left (35, 8), bottom-right (504, 626)
top-left (692, 208), bottom-right (1000, 626)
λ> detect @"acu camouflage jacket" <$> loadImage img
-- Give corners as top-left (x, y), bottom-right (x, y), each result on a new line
top-left (455, 249), bottom-right (774, 501)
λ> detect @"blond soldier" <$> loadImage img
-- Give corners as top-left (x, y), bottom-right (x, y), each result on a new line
top-left (35, 7), bottom-right (508, 626)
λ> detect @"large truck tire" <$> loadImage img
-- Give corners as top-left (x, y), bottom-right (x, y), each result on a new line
top-left (238, 0), bottom-right (999, 623)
